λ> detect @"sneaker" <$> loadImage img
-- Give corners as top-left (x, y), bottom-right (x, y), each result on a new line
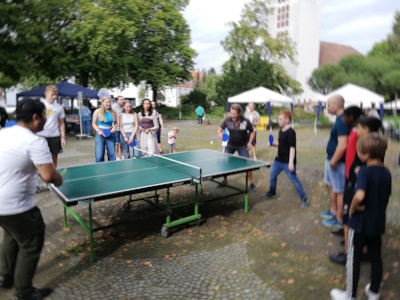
top-left (261, 191), bottom-right (276, 198)
top-left (322, 218), bottom-right (344, 230)
top-left (116, 157), bottom-right (121, 161)
top-left (330, 288), bottom-right (355, 300)
top-left (331, 229), bottom-right (344, 236)
top-left (320, 209), bottom-right (336, 219)
top-left (329, 251), bottom-right (346, 265)
top-left (365, 283), bottom-right (380, 300)
top-left (250, 183), bottom-right (257, 191)
top-left (301, 196), bottom-right (309, 208)
top-left (16, 287), bottom-right (53, 300)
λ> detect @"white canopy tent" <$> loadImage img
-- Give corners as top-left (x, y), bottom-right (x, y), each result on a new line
top-left (227, 86), bottom-right (293, 106)
top-left (227, 86), bottom-right (294, 128)
top-left (320, 83), bottom-right (384, 109)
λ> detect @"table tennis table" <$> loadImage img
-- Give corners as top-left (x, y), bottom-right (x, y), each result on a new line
top-left (51, 149), bottom-right (270, 261)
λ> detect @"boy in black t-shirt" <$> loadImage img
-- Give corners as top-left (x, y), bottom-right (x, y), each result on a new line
top-left (330, 133), bottom-right (391, 300)
top-left (261, 111), bottom-right (309, 207)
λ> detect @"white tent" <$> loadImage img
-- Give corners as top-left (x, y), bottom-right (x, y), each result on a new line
top-left (227, 86), bottom-right (293, 106)
top-left (320, 83), bottom-right (384, 109)
top-left (383, 99), bottom-right (400, 110)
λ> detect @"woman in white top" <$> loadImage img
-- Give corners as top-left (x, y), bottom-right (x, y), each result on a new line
top-left (137, 98), bottom-right (159, 155)
top-left (119, 101), bottom-right (139, 159)
top-left (244, 102), bottom-right (260, 160)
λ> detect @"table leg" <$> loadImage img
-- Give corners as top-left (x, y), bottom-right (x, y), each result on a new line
top-left (63, 205), bottom-right (68, 228)
top-left (245, 172), bottom-right (249, 214)
top-left (166, 188), bottom-right (171, 225)
top-left (88, 203), bottom-right (94, 262)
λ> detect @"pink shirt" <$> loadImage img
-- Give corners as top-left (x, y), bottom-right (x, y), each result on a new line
top-left (168, 131), bottom-right (176, 144)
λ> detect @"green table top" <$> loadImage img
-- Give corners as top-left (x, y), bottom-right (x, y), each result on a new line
top-left (52, 149), bottom-right (269, 205)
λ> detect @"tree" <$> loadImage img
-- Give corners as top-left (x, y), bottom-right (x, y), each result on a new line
top-left (181, 89), bottom-right (207, 108)
top-left (0, 0), bottom-right (196, 90)
top-left (221, 0), bottom-right (295, 64)
top-left (308, 64), bottom-right (346, 95)
top-left (367, 41), bottom-right (390, 58)
top-left (200, 74), bottom-right (220, 105)
top-left (216, 53), bottom-right (284, 106)
top-left (388, 11), bottom-right (400, 53)
top-left (382, 70), bottom-right (400, 99)
top-left (220, 0), bottom-right (299, 96)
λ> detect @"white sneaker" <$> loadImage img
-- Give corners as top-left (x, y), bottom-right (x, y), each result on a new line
top-left (365, 283), bottom-right (380, 300)
top-left (116, 157), bottom-right (121, 161)
top-left (330, 289), bottom-right (355, 300)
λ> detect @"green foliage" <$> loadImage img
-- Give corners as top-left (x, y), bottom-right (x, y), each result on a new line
top-left (221, 0), bottom-right (295, 64)
top-left (0, 0), bottom-right (196, 89)
top-left (181, 90), bottom-right (207, 108)
top-left (216, 53), bottom-right (294, 107)
top-left (367, 41), bottom-right (390, 58)
top-left (0, 73), bottom-right (14, 90)
top-left (308, 64), bottom-right (345, 95)
top-left (382, 70), bottom-right (400, 94)
top-left (388, 11), bottom-right (400, 53)
top-left (219, 0), bottom-right (300, 100)
top-left (308, 11), bottom-right (400, 100)
top-left (200, 74), bottom-right (221, 103)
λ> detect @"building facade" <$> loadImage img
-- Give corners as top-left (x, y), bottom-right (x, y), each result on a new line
top-left (267, 0), bottom-right (321, 103)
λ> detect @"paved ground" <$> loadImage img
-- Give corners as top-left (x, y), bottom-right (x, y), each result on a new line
top-left (0, 119), bottom-right (399, 300)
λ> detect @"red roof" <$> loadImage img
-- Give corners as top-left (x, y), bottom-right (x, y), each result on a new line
top-left (319, 41), bottom-right (362, 67)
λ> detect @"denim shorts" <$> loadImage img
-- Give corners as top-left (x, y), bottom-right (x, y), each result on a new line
top-left (224, 144), bottom-right (249, 158)
top-left (324, 160), bottom-right (346, 193)
top-left (114, 131), bottom-right (121, 144)
top-left (168, 143), bottom-right (175, 151)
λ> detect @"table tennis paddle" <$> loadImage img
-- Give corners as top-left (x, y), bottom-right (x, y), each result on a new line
top-left (102, 129), bottom-right (111, 137)
top-left (129, 137), bottom-right (137, 147)
top-left (269, 134), bottom-right (274, 145)
top-left (60, 169), bottom-right (67, 176)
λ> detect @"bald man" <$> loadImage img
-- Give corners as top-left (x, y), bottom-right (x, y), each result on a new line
top-left (320, 95), bottom-right (350, 230)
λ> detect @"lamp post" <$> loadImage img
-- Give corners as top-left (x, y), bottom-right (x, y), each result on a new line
top-left (76, 91), bottom-right (87, 140)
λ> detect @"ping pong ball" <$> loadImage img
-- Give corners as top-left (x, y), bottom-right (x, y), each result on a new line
top-left (210, 141), bottom-right (213, 144)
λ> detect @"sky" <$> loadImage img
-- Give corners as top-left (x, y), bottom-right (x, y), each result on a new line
top-left (183, 0), bottom-right (400, 73)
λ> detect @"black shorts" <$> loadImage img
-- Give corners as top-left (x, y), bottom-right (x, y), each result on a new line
top-left (247, 132), bottom-right (257, 146)
top-left (45, 136), bottom-right (62, 155)
top-left (156, 128), bottom-right (161, 143)
top-left (343, 178), bottom-right (355, 225)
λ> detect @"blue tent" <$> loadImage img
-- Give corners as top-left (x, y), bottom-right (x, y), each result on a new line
top-left (17, 81), bottom-right (99, 99)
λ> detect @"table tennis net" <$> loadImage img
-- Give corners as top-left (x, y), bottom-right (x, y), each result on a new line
top-left (134, 149), bottom-right (202, 183)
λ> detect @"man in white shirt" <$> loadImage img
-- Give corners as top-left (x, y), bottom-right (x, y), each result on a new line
top-left (112, 96), bottom-right (124, 160)
top-left (37, 85), bottom-right (66, 168)
top-left (0, 99), bottom-right (63, 299)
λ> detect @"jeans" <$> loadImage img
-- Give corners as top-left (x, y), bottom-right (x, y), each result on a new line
top-left (81, 120), bottom-right (91, 135)
top-left (0, 207), bottom-right (45, 297)
top-left (95, 132), bottom-right (116, 162)
top-left (198, 115), bottom-right (203, 125)
top-left (269, 160), bottom-right (306, 199)
top-left (121, 132), bottom-right (139, 159)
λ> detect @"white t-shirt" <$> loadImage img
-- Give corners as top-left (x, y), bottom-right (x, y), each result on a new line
top-left (0, 126), bottom-right (53, 215)
top-left (37, 100), bottom-right (65, 138)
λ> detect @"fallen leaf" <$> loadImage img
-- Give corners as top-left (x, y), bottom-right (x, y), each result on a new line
top-left (271, 252), bottom-right (279, 258)
top-left (143, 261), bottom-right (152, 266)
top-left (231, 270), bottom-right (238, 275)
top-left (213, 285), bottom-right (219, 291)
top-left (307, 286), bottom-right (315, 291)
top-left (287, 279), bottom-right (294, 284)
top-left (182, 249), bottom-right (188, 253)
top-left (126, 260), bottom-right (132, 264)
top-left (58, 263), bottom-right (63, 267)
top-left (393, 261), bottom-right (399, 268)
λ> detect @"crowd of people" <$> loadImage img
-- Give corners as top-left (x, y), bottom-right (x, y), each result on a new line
top-left (0, 85), bottom-right (393, 300)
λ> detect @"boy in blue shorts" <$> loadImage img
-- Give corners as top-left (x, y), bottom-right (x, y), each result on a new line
top-left (330, 133), bottom-right (391, 300)
top-left (261, 110), bottom-right (308, 207)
